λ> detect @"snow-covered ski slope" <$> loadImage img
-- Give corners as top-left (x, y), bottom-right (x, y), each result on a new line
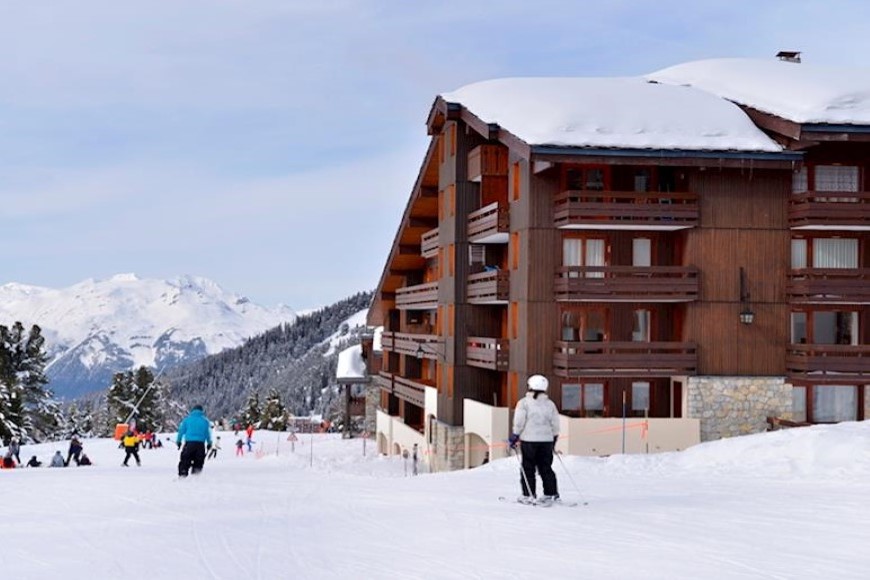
top-left (4, 422), bottom-right (870, 579)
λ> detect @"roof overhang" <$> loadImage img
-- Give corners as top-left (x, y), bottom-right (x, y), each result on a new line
top-left (531, 145), bottom-right (803, 169)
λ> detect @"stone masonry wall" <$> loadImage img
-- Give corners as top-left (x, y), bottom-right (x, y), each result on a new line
top-left (429, 420), bottom-right (465, 473)
top-left (686, 376), bottom-right (793, 442)
top-left (363, 386), bottom-right (378, 437)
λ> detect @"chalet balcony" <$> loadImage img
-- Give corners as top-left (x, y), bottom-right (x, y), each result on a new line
top-left (467, 270), bottom-right (509, 304)
top-left (787, 269), bottom-right (870, 304)
top-left (554, 190), bottom-right (699, 231)
top-left (467, 337), bottom-right (509, 371)
top-left (393, 375), bottom-right (429, 407)
top-left (789, 192), bottom-right (870, 230)
top-left (468, 202), bottom-right (509, 244)
top-left (373, 371), bottom-right (394, 394)
top-left (381, 331), bottom-right (442, 359)
top-left (786, 344), bottom-right (870, 383)
top-left (396, 281), bottom-right (439, 310)
top-left (553, 341), bottom-right (698, 378)
top-left (554, 266), bottom-right (699, 302)
top-left (421, 227), bottom-right (439, 258)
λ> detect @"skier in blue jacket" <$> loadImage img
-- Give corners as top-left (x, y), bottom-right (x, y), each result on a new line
top-left (176, 404), bottom-right (213, 477)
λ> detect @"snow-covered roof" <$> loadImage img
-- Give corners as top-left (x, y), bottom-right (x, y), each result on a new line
top-left (440, 76), bottom-right (782, 152)
top-left (646, 58), bottom-right (870, 125)
top-left (372, 326), bottom-right (383, 353)
top-left (336, 344), bottom-right (366, 381)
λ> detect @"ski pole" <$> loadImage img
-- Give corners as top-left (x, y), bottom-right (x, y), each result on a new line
top-left (512, 445), bottom-right (535, 499)
top-left (554, 451), bottom-right (588, 505)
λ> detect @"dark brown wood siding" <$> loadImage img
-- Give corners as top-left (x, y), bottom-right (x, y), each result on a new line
top-left (684, 168), bottom-right (791, 375)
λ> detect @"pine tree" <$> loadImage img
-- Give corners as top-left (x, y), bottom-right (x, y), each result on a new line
top-left (240, 391), bottom-right (261, 428)
top-left (260, 388), bottom-right (287, 431)
top-left (0, 323), bottom-right (62, 442)
top-left (105, 366), bottom-right (170, 433)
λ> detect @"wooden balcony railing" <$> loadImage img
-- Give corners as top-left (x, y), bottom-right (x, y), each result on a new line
top-left (467, 337), bottom-right (509, 371)
top-left (554, 266), bottom-right (699, 302)
top-left (787, 269), bottom-right (870, 303)
top-left (786, 344), bottom-right (870, 383)
top-left (554, 341), bottom-right (697, 378)
top-left (393, 375), bottom-right (429, 407)
top-left (554, 190), bottom-right (699, 230)
top-left (468, 202), bottom-right (510, 243)
top-left (374, 371), bottom-right (394, 393)
top-left (789, 191), bottom-right (870, 230)
top-left (381, 332), bottom-right (442, 359)
top-left (467, 270), bottom-right (510, 304)
top-left (421, 228), bottom-right (439, 258)
top-left (396, 281), bottom-right (439, 310)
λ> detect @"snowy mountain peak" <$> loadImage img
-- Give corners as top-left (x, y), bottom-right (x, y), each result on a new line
top-left (0, 274), bottom-right (298, 399)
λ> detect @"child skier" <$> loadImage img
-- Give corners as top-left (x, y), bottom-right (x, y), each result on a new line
top-left (207, 436), bottom-right (221, 460)
top-left (121, 430), bottom-right (142, 466)
top-left (509, 374), bottom-right (560, 506)
top-left (235, 438), bottom-right (244, 456)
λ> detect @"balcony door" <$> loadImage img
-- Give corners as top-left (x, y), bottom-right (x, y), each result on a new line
top-left (563, 237), bottom-right (606, 278)
top-left (791, 310), bottom-right (858, 345)
top-left (791, 237), bottom-right (858, 269)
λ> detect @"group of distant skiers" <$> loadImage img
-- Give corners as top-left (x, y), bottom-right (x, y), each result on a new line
top-left (0, 404), bottom-right (254, 478)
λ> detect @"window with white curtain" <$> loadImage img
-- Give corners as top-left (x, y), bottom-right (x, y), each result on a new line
top-left (792, 167), bottom-right (808, 193)
top-left (790, 312), bottom-right (807, 344)
top-left (562, 237), bottom-right (606, 278)
top-left (632, 309), bottom-right (650, 342)
top-left (791, 239), bottom-right (807, 269)
top-left (812, 385), bottom-right (857, 422)
top-left (792, 237), bottom-right (858, 269)
top-left (631, 382), bottom-right (650, 414)
top-left (632, 238), bottom-right (651, 267)
top-left (814, 166), bottom-right (859, 192)
top-left (585, 239), bottom-right (605, 278)
top-left (792, 386), bottom-right (807, 423)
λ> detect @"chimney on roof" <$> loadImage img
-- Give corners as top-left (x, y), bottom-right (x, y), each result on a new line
top-left (776, 51), bottom-right (801, 63)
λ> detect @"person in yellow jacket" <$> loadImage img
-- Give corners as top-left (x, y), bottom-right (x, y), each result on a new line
top-left (120, 430), bottom-right (141, 467)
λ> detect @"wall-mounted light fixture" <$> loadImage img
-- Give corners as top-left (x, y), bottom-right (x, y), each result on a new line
top-left (415, 341), bottom-right (445, 360)
top-left (739, 267), bottom-right (754, 325)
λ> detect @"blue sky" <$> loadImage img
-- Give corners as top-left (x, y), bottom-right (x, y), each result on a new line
top-left (2, 0), bottom-right (869, 310)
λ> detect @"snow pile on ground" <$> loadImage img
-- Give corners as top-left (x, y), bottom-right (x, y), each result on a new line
top-left (4, 422), bottom-right (870, 579)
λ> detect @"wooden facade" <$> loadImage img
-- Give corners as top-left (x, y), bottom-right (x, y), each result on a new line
top-left (367, 78), bottom-right (870, 434)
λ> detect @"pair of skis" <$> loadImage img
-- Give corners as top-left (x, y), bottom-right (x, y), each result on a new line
top-left (498, 496), bottom-right (586, 508)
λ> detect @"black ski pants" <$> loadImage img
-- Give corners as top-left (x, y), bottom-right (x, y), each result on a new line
top-left (123, 447), bottom-right (140, 466)
top-left (519, 440), bottom-right (558, 498)
top-left (178, 441), bottom-right (206, 477)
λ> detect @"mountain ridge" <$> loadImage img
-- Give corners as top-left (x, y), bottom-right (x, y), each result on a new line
top-left (0, 274), bottom-right (298, 399)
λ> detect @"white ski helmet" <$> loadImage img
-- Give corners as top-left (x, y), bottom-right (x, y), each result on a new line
top-left (527, 374), bottom-right (549, 392)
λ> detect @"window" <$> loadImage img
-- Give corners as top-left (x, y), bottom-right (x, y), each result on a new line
top-left (561, 309), bottom-right (607, 343)
top-left (448, 185), bottom-right (456, 217)
top-left (511, 232), bottom-right (520, 270)
top-left (813, 311), bottom-right (857, 345)
top-left (791, 310), bottom-right (857, 344)
top-left (791, 237), bottom-right (858, 269)
top-left (512, 162), bottom-right (521, 201)
top-left (791, 312), bottom-right (807, 344)
top-left (812, 385), bottom-right (857, 422)
top-left (814, 165), bottom-right (858, 192)
top-left (565, 166), bottom-right (608, 191)
top-left (562, 382), bottom-right (605, 417)
top-left (632, 309), bottom-right (651, 342)
top-left (792, 167), bottom-right (808, 194)
top-left (631, 382), bottom-right (650, 416)
top-left (792, 386), bottom-right (807, 423)
top-left (563, 237), bottom-right (606, 278)
top-left (632, 238), bottom-right (652, 267)
top-left (510, 302), bottom-right (518, 339)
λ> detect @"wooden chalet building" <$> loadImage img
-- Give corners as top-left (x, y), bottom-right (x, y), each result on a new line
top-left (366, 57), bottom-right (870, 471)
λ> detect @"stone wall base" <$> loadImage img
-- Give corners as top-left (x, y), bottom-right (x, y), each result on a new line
top-left (686, 376), bottom-right (793, 442)
top-left (429, 420), bottom-right (465, 472)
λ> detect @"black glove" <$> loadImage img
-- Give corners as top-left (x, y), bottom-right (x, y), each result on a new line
top-left (176, 442), bottom-right (181, 451)
top-left (553, 436), bottom-right (558, 444)
top-left (508, 433), bottom-right (520, 449)
top-left (207, 443), bottom-right (213, 451)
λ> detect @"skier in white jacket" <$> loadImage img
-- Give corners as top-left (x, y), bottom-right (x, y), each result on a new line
top-left (509, 375), bottom-right (560, 505)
